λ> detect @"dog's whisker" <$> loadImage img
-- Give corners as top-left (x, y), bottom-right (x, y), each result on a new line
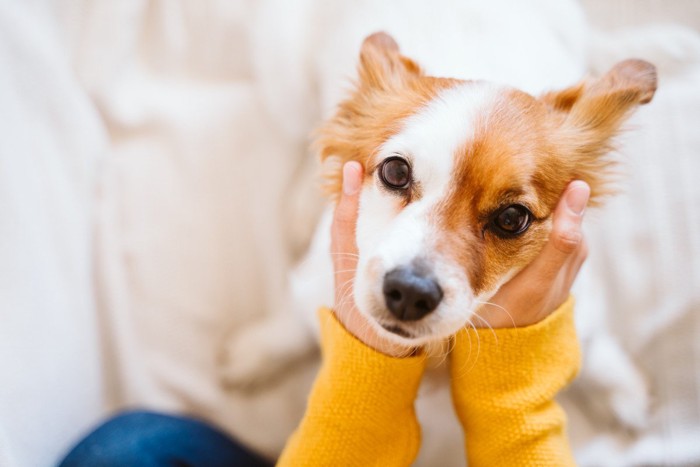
top-left (454, 321), bottom-right (474, 379)
top-left (333, 268), bottom-right (358, 275)
top-left (446, 334), bottom-right (457, 360)
top-left (474, 299), bottom-right (517, 329)
top-left (468, 320), bottom-right (482, 374)
top-left (335, 277), bottom-right (354, 295)
top-left (455, 319), bottom-right (482, 378)
top-left (449, 335), bottom-right (459, 371)
top-left (334, 278), bottom-right (356, 309)
top-left (472, 313), bottom-right (499, 345)
top-left (435, 340), bottom-right (450, 367)
top-left (330, 252), bottom-right (360, 258)
top-left (336, 288), bottom-right (355, 310)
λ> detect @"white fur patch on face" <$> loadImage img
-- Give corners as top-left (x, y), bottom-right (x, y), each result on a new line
top-left (382, 82), bottom-right (501, 196)
top-left (353, 82), bottom-right (503, 345)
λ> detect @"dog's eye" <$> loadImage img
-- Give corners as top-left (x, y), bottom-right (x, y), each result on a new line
top-left (379, 156), bottom-right (411, 190)
top-left (490, 204), bottom-right (532, 237)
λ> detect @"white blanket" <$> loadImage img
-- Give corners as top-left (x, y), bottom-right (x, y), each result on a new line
top-left (0, 1), bottom-right (698, 466)
top-left (0, 3), bottom-right (106, 466)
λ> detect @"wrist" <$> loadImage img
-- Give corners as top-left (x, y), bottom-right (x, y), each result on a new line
top-left (333, 307), bottom-right (419, 357)
top-left (451, 297), bottom-right (580, 407)
top-left (314, 307), bottom-right (427, 409)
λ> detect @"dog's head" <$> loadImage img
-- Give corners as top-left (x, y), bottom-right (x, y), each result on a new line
top-left (317, 32), bottom-right (656, 345)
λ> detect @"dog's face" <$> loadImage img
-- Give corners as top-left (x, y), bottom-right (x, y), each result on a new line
top-left (317, 33), bottom-right (656, 346)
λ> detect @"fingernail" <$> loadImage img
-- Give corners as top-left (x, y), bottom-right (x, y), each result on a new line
top-left (566, 181), bottom-right (590, 216)
top-left (343, 162), bottom-right (362, 196)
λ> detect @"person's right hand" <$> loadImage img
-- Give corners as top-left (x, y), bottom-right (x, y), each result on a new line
top-left (330, 161), bottom-right (416, 358)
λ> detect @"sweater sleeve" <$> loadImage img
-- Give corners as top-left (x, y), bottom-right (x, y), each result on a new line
top-left (277, 308), bottom-right (427, 467)
top-left (450, 296), bottom-right (580, 467)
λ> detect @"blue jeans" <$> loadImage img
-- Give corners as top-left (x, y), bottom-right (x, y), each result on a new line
top-left (59, 410), bottom-right (273, 467)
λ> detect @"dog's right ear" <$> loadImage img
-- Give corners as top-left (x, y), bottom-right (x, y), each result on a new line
top-left (358, 32), bottom-right (422, 90)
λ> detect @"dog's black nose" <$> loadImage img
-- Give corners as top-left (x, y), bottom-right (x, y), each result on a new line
top-left (383, 267), bottom-right (443, 321)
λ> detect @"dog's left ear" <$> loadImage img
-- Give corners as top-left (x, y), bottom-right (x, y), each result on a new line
top-left (314, 33), bottom-right (423, 198)
top-left (542, 59), bottom-right (657, 202)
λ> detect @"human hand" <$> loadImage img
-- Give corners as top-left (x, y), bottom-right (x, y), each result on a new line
top-left (475, 180), bottom-right (591, 328)
top-left (331, 161), bottom-right (416, 357)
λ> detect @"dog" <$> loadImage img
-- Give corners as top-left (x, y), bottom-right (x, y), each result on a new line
top-left (221, 31), bottom-right (656, 463)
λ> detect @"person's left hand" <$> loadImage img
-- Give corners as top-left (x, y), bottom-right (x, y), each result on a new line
top-left (475, 180), bottom-right (590, 328)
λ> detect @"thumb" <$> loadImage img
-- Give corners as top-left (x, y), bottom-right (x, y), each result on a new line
top-left (331, 162), bottom-right (363, 294)
top-left (527, 180), bottom-right (590, 279)
top-left (332, 161), bottom-right (363, 242)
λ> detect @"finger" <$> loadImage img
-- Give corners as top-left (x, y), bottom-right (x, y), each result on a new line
top-left (526, 180), bottom-right (590, 280)
top-left (331, 162), bottom-right (363, 300)
top-left (331, 161), bottom-right (363, 255)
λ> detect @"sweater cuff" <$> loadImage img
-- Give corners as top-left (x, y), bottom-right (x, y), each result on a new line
top-left (451, 296), bottom-right (580, 408)
top-left (278, 309), bottom-right (427, 466)
top-left (450, 297), bottom-right (580, 466)
top-left (313, 307), bottom-right (427, 436)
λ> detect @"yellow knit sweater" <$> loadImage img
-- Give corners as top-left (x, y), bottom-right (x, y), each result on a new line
top-left (278, 297), bottom-right (579, 466)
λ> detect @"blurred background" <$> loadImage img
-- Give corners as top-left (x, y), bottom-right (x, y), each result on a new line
top-left (1, 1), bottom-right (699, 466)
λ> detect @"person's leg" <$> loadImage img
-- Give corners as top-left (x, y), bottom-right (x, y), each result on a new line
top-left (59, 410), bottom-right (272, 467)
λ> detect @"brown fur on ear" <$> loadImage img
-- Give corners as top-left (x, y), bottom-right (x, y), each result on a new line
top-left (314, 32), bottom-right (453, 198)
top-left (358, 32), bottom-right (422, 91)
top-left (543, 59), bottom-right (657, 203)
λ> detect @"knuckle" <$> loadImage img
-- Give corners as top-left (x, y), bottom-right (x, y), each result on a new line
top-left (552, 229), bottom-right (582, 254)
